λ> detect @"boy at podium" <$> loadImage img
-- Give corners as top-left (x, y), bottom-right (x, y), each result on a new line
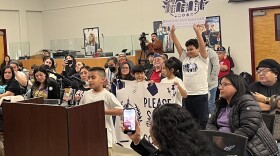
top-left (80, 67), bottom-right (123, 156)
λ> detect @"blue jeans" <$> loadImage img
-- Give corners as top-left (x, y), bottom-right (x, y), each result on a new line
top-left (209, 87), bottom-right (217, 114)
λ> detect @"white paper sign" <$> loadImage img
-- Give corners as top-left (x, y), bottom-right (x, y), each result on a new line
top-left (162, 17), bottom-right (206, 28)
top-left (115, 80), bottom-right (177, 144)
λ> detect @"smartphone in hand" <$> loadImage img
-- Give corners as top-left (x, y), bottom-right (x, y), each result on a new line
top-left (123, 108), bottom-right (136, 134)
top-left (67, 60), bottom-right (73, 65)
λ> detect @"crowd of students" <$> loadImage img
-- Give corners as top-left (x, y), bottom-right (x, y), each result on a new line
top-left (0, 24), bottom-right (279, 156)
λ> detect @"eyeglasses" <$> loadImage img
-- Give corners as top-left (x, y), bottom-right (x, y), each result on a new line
top-left (256, 68), bottom-right (271, 75)
top-left (218, 82), bottom-right (232, 88)
top-left (121, 67), bottom-right (129, 70)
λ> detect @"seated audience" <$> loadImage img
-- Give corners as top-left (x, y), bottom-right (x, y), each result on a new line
top-left (144, 52), bottom-right (154, 72)
top-left (79, 67), bottom-right (123, 156)
top-left (97, 48), bottom-right (103, 53)
top-left (0, 55), bottom-right (10, 75)
top-left (74, 66), bottom-right (91, 103)
top-left (61, 54), bottom-right (76, 86)
top-left (105, 57), bottom-right (119, 88)
top-left (126, 104), bottom-right (212, 156)
top-left (118, 53), bottom-right (134, 68)
top-left (207, 74), bottom-right (278, 156)
top-left (30, 65), bottom-right (59, 99)
top-left (161, 53), bottom-right (168, 62)
top-left (116, 62), bottom-right (135, 81)
top-left (146, 54), bottom-right (164, 83)
top-left (216, 46), bottom-right (230, 79)
top-left (161, 59), bottom-right (187, 106)
top-left (73, 62), bottom-right (85, 78)
top-left (43, 56), bottom-right (57, 80)
top-left (9, 61), bottom-right (28, 90)
top-left (27, 64), bottom-right (38, 88)
top-left (250, 59), bottom-right (280, 112)
top-left (215, 46), bottom-right (230, 100)
top-left (0, 66), bottom-right (21, 98)
top-left (132, 64), bottom-right (146, 82)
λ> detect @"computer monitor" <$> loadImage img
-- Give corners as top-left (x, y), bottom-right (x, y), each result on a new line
top-left (100, 52), bottom-right (113, 57)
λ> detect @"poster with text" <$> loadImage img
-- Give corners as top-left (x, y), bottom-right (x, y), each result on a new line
top-left (115, 80), bottom-right (177, 145)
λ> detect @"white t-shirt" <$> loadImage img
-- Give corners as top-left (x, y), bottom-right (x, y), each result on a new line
top-left (179, 50), bottom-right (209, 95)
top-left (80, 88), bottom-right (123, 147)
top-left (161, 77), bottom-right (187, 106)
top-left (16, 71), bottom-right (27, 87)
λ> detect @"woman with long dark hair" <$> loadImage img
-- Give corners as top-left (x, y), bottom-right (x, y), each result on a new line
top-left (0, 66), bottom-right (21, 98)
top-left (43, 56), bottom-right (57, 80)
top-left (115, 62), bottom-right (135, 81)
top-left (30, 65), bottom-right (59, 99)
top-left (61, 54), bottom-right (76, 86)
top-left (0, 55), bottom-right (11, 75)
top-left (207, 74), bottom-right (278, 156)
top-left (127, 104), bottom-right (212, 156)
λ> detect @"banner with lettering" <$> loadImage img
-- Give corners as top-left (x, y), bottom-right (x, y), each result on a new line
top-left (162, 17), bottom-right (206, 28)
top-left (115, 80), bottom-right (177, 144)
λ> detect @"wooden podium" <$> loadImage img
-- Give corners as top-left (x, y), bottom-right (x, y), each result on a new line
top-left (2, 98), bottom-right (108, 156)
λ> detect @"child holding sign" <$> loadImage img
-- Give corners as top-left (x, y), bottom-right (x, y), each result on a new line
top-left (161, 59), bottom-right (188, 106)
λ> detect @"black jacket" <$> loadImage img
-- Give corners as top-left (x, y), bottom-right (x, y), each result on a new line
top-left (130, 138), bottom-right (162, 156)
top-left (30, 79), bottom-right (60, 99)
top-left (207, 94), bottom-right (279, 156)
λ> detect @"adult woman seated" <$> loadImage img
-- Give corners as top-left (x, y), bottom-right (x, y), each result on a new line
top-left (74, 66), bottom-right (91, 104)
top-left (207, 74), bottom-right (278, 156)
top-left (250, 59), bottom-right (280, 112)
top-left (0, 66), bottom-right (21, 99)
top-left (61, 54), bottom-right (76, 86)
top-left (30, 65), bottom-right (59, 99)
top-left (43, 56), bottom-right (57, 80)
top-left (126, 104), bottom-right (212, 156)
top-left (73, 61), bottom-right (85, 78)
top-left (115, 62), bottom-right (135, 81)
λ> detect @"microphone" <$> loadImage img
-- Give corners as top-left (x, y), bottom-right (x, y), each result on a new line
top-left (46, 69), bottom-right (64, 79)
top-left (70, 75), bottom-right (86, 85)
top-left (69, 80), bottom-right (79, 106)
top-left (46, 69), bottom-right (72, 86)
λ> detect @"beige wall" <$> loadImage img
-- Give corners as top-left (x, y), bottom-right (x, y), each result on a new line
top-left (0, 0), bottom-right (43, 56)
top-left (1, 0), bottom-right (280, 73)
top-left (41, 0), bottom-right (280, 74)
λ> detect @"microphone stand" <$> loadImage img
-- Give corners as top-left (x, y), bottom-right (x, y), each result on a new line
top-left (69, 88), bottom-right (76, 106)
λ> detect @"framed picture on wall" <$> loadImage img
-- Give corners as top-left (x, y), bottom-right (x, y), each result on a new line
top-left (83, 27), bottom-right (100, 56)
top-left (153, 21), bottom-right (174, 53)
top-left (202, 16), bottom-right (222, 49)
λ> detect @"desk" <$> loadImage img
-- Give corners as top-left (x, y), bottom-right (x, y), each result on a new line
top-left (21, 56), bottom-right (137, 74)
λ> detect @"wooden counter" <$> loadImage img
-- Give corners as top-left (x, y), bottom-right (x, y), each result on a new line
top-left (20, 56), bottom-right (137, 74)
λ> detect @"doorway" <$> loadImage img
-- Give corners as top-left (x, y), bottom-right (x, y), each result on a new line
top-left (0, 29), bottom-right (7, 66)
top-left (249, 6), bottom-right (280, 79)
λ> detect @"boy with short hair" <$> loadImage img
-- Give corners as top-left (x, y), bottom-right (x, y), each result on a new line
top-left (80, 67), bottom-right (123, 156)
top-left (132, 65), bottom-right (146, 82)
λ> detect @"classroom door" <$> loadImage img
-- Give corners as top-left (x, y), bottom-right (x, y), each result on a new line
top-left (0, 29), bottom-right (7, 66)
top-left (252, 7), bottom-right (280, 79)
